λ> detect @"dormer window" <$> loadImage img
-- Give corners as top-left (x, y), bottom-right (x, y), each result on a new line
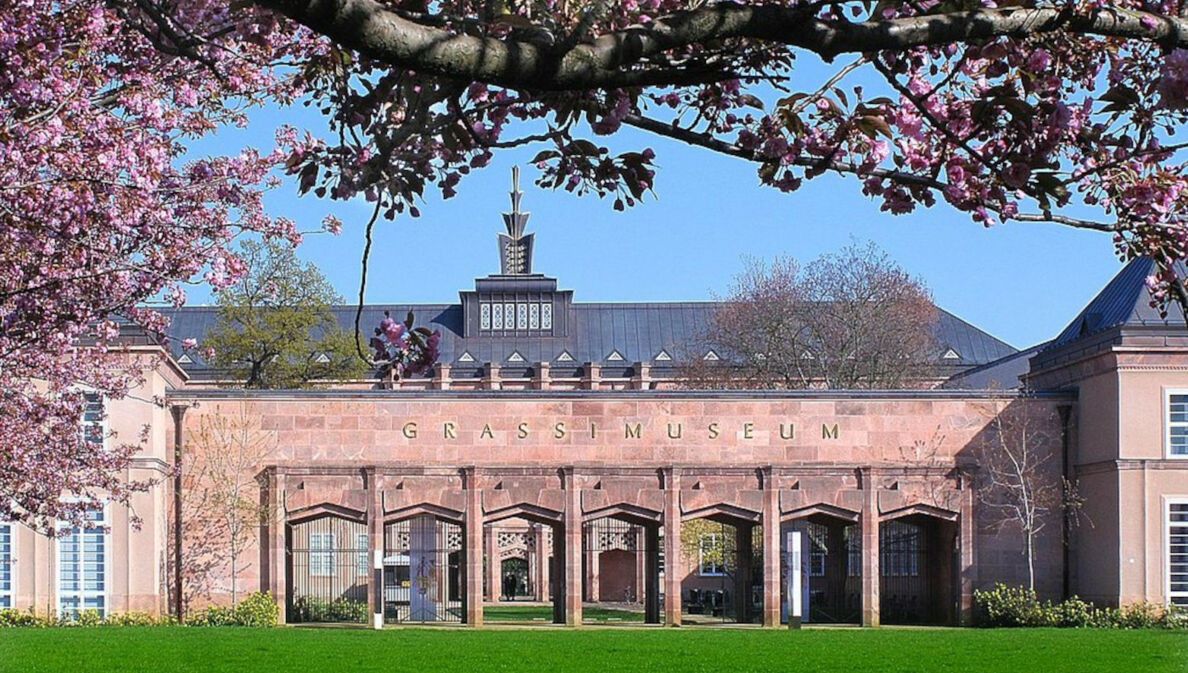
top-left (479, 301), bottom-right (555, 333)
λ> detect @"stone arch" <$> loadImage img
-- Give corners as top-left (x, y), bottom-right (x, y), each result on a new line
top-left (384, 502), bottom-right (465, 525)
top-left (781, 503), bottom-right (860, 524)
top-left (781, 503), bottom-right (862, 624)
top-left (582, 502), bottom-right (662, 526)
top-left (484, 502), bottom-right (563, 526)
top-left (878, 504), bottom-right (959, 625)
top-left (286, 502), bottom-right (366, 526)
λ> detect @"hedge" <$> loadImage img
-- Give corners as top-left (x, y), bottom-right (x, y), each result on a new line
top-left (974, 584), bottom-right (1188, 629)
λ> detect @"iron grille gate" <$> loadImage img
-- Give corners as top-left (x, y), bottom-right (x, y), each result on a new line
top-left (682, 521), bottom-right (762, 624)
top-left (288, 516), bottom-right (370, 624)
top-left (384, 515), bottom-right (463, 623)
top-left (880, 518), bottom-right (935, 624)
top-left (582, 517), bottom-right (660, 623)
top-left (781, 521), bottom-right (862, 624)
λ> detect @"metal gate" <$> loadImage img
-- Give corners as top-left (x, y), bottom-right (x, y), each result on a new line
top-left (681, 520), bottom-right (761, 624)
top-left (383, 515), bottom-right (463, 623)
top-left (582, 517), bottom-right (659, 623)
top-left (880, 518), bottom-right (933, 624)
top-left (781, 521), bottom-right (861, 623)
top-left (287, 516), bottom-right (370, 624)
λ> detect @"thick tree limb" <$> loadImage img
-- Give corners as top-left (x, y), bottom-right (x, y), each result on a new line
top-left (255, 0), bottom-right (1188, 90)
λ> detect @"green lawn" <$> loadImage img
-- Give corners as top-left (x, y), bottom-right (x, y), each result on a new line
top-left (484, 605), bottom-right (645, 622)
top-left (1, 627), bottom-right (1184, 673)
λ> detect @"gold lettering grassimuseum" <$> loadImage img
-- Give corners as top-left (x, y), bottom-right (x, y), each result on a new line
top-left (395, 420), bottom-right (837, 441)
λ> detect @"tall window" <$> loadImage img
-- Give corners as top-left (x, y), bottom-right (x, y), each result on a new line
top-left (310, 532), bottom-right (336, 577)
top-left (59, 507), bottom-right (107, 619)
top-left (1168, 393), bottom-right (1188, 458)
top-left (0, 523), bottom-right (12, 609)
top-left (356, 533), bottom-right (370, 577)
top-left (1170, 501), bottom-right (1188, 607)
top-left (698, 533), bottom-right (725, 576)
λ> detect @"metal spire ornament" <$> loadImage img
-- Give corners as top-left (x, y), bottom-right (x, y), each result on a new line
top-left (498, 166), bottom-right (535, 275)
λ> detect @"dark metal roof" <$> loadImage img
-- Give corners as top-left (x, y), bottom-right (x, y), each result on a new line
top-left (942, 341), bottom-right (1049, 390)
top-left (158, 300), bottom-right (1017, 381)
top-left (1050, 257), bottom-right (1188, 348)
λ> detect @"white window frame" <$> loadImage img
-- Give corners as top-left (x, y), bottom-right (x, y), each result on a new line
top-left (310, 532), bottom-right (336, 577)
top-left (57, 505), bottom-right (109, 619)
top-left (0, 522), bottom-right (13, 610)
top-left (1163, 389), bottom-right (1188, 459)
top-left (698, 533), bottom-right (725, 576)
top-left (1167, 497), bottom-right (1188, 607)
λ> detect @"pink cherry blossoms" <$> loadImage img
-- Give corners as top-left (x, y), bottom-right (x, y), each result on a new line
top-left (369, 311), bottom-right (441, 380)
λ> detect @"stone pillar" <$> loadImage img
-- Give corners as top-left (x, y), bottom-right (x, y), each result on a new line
top-left (760, 467), bottom-right (781, 627)
top-left (534, 362), bottom-right (550, 391)
top-left (483, 362), bottom-right (501, 391)
top-left (632, 362), bottom-right (651, 390)
top-left (644, 525), bottom-right (661, 623)
top-left (635, 529), bottom-right (646, 605)
top-left (562, 468), bottom-right (583, 625)
top-left (463, 468), bottom-right (484, 627)
top-left (433, 363), bottom-right (451, 390)
top-left (735, 524), bottom-right (754, 623)
top-left (485, 526), bottom-right (499, 602)
top-left (584, 530), bottom-right (599, 602)
top-left (366, 468), bottom-right (383, 629)
top-left (583, 363), bottom-right (600, 391)
top-left (662, 468), bottom-right (682, 626)
top-left (265, 470), bottom-right (288, 624)
top-left (534, 524), bottom-right (548, 601)
top-left (860, 467), bottom-right (880, 627)
top-left (958, 477), bottom-right (976, 625)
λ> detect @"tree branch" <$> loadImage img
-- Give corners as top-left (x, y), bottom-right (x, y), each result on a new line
top-left (253, 1), bottom-right (1188, 90)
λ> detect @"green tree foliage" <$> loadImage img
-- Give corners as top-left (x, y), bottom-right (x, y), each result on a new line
top-left (205, 240), bottom-right (365, 388)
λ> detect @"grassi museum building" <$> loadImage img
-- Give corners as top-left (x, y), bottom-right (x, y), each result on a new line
top-left (4, 185), bottom-right (1188, 629)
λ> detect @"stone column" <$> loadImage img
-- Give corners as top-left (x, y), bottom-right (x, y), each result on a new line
top-left (958, 477), bottom-right (976, 626)
top-left (366, 468), bottom-right (383, 629)
top-left (635, 529), bottom-right (646, 605)
top-left (760, 466), bottom-right (781, 627)
top-left (662, 467), bottom-right (682, 626)
top-left (585, 528), bottom-right (599, 602)
top-left (534, 362), bottom-right (550, 391)
top-left (644, 525), bottom-right (661, 623)
top-left (483, 362), bottom-right (501, 391)
top-left (735, 524), bottom-right (754, 623)
top-left (562, 467), bottom-right (583, 625)
top-left (860, 467), bottom-right (880, 627)
top-left (632, 362), bottom-right (651, 390)
top-left (534, 524), bottom-right (548, 601)
top-left (463, 468), bottom-right (484, 627)
top-left (266, 470), bottom-right (288, 624)
top-left (433, 363), bottom-right (451, 390)
top-left (583, 363), bottom-right (600, 391)
top-left (485, 526), bottom-right (499, 602)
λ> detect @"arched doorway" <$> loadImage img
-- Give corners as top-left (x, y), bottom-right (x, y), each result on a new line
top-left (581, 515), bottom-right (660, 624)
top-left (879, 512), bottom-right (957, 625)
top-left (677, 515), bottom-right (762, 624)
top-left (781, 509), bottom-right (862, 624)
top-left (383, 514), bottom-right (463, 624)
top-left (286, 514), bottom-right (370, 624)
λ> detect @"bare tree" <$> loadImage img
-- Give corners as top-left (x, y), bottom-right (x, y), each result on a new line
top-left (976, 395), bottom-right (1068, 592)
top-left (181, 406), bottom-right (277, 605)
top-left (683, 241), bottom-right (938, 389)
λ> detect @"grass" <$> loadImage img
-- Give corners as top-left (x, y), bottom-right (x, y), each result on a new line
top-left (484, 605), bottom-right (645, 622)
top-left (1, 627), bottom-right (1185, 673)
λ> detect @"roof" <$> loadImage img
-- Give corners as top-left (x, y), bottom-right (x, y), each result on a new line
top-left (158, 300), bottom-right (1017, 381)
top-left (1050, 257), bottom-right (1187, 348)
top-left (942, 341), bottom-right (1049, 390)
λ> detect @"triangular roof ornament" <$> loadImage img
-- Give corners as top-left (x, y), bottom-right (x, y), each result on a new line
top-left (457, 351), bottom-right (475, 363)
top-left (507, 350), bottom-right (525, 362)
top-left (654, 349), bottom-right (672, 361)
top-left (703, 350), bottom-right (720, 361)
top-left (606, 349), bottom-right (624, 361)
top-left (177, 354), bottom-right (193, 364)
top-left (556, 350), bottom-right (574, 362)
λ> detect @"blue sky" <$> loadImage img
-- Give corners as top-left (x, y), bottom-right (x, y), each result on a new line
top-left (188, 96), bottom-right (1125, 351)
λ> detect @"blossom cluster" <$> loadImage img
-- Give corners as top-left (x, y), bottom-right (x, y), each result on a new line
top-left (369, 311), bottom-right (441, 380)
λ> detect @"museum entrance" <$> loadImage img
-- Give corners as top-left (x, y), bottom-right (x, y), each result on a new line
top-left (581, 516), bottom-right (660, 624)
top-left (782, 515), bottom-right (861, 624)
top-left (484, 512), bottom-right (563, 624)
top-left (382, 514), bottom-right (464, 624)
top-left (679, 518), bottom-right (762, 624)
top-left (879, 514), bottom-right (957, 625)
top-left (286, 514), bottom-right (370, 624)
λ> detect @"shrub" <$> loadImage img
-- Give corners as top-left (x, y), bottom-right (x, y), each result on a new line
top-left (0, 608), bottom-right (56, 628)
top-left (974, 584), bottom-right (1188, 629)
top-left (289, 595), bottom-right (368, 623)
top-left (231, 592), bottom-right (278, 627)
